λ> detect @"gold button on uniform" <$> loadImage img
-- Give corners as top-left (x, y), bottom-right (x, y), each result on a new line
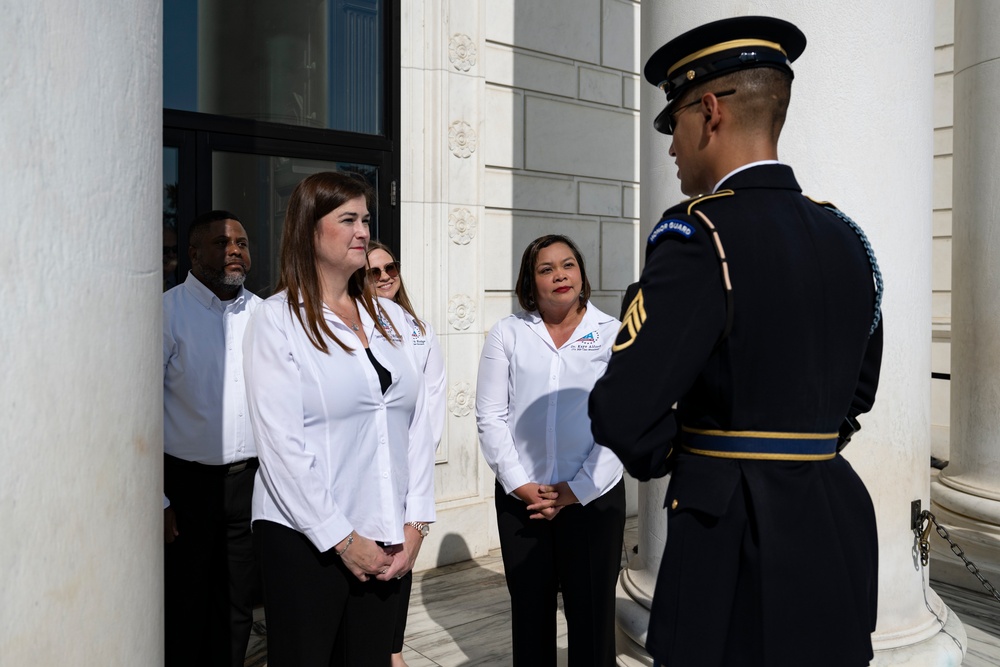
top-left (671, 499), bottom-right (678, 510)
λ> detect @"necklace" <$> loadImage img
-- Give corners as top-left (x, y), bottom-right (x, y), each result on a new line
top-left (330, 303), bottom-right (361, 332)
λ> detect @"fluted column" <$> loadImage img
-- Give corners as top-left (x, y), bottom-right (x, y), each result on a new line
top-left (929, 0), bottom-right (1000, 596)
top-left (0, 1), bottom-right (163, 664)
top-left (620, 2), bottom-right (965, 664)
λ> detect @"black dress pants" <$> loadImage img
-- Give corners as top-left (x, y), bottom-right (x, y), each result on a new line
top-left (254, 520), bottom-right (402, 667)
top-left (391, 571), bottom-right (413, 653)
top-left (495, 478), bottom-right (626, 667)
top-left (164, 454), bottom-right (260, 667)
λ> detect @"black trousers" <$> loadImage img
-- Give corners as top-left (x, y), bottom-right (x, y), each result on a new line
top-left (391, 571), bottom-right (412, 653)
top-left (495, 478), bottom-right (626, 667)
top-left (164, 454), bottom-right (260, 667)
top-left (255, 520), bottom-right (402, 667)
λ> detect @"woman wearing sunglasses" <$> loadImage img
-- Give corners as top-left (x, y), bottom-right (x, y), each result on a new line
top-left (366, 240), bottom-right (446, 667)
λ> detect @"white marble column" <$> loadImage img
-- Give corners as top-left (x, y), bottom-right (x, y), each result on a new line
top-left (619, 2), bottom-right (966, 664)
top-left (0, 1), bottom-right (163, 664)
top-left (929, 0), bottom-right (1000, 596)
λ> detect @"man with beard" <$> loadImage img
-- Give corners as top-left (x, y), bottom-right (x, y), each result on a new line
top-left (589, 16), bottom-right (883, 667)
top-left (163, 210), bottom-right (262, 667)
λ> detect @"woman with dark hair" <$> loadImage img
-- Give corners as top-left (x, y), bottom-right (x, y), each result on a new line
top-left (366, 240), bottom-right (446, 667)
top-left (475, 234), bottom-right (625, 666)
top-left (243, 172), bottom-right (435, 666)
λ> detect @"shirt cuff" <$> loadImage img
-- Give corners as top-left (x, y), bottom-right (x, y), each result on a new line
top-left (302, 513), bottom-right (355, 554)
top-left (404, 495), bottom-right (437, 524)
top-left (163, 495), bottom-right (170, 510)
top-left (498, 467), bottom-right (532, 496)
top-left (567, 478), bottom-right (602, 506)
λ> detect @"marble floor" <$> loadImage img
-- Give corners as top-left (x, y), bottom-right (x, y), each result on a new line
top-left (245, 515), bottom-right (1000, 666)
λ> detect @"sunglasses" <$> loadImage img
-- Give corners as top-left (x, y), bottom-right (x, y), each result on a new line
top-left (368, 262), bottom-right (400, 281)
top-left (664, 88), bottom-right (736, 135)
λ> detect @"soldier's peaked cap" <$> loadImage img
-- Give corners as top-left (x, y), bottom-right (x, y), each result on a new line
top-left (645, 16), bottom-right (806, 134)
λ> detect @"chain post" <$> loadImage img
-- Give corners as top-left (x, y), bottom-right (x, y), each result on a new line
top-left (919, 509), bottom-right (1000, 604)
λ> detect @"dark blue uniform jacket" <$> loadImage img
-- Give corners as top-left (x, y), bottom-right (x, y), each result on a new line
top-left (589, 163), bottom-right (883, 667)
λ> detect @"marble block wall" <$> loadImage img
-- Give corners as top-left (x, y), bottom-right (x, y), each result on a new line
top-left (400, 0), bottom-right (641, 567)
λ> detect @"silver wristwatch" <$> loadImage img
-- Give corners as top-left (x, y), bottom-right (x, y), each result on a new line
top-left (406, 521), bottom-right (430, 538)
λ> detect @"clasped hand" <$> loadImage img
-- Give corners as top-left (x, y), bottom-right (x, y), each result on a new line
top-left (337, 525), bottom-right (424, 583)
top-left (517, 481), bottom-right (579, 520)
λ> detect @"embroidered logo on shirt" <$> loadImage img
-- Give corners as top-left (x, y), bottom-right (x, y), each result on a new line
top-left (569, 330), bottom-right (602, 351)
top-left (648, 218), bottom-right (696, 245)
top-left (411, 326), bottom-right (426, 346)
top-left (373, 315), bottom-right (403, 343)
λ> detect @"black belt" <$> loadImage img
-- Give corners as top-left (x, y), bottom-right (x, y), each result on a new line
top-left (165, 454), bottom-right (259, 475)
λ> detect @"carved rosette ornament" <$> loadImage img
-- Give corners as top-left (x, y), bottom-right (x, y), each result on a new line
top-left (448, 33), bottom-right (477, 72)
top-left (448, 121), bottom-right (477, 158)
top-left (448, 208), bottom-right (477, 245)
top-left (447, 294), bottom-right (476, 331)
top-left (448, 382), bottom-right (475, 418)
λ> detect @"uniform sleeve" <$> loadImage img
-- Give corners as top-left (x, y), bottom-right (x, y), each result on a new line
top-left (589, 219), bottom-right (727, 481)
top-left (243, 304), bottom-right (352, 553)
top-left (476, 321), bottom-right (532, 494)
top-left (421, 325), bottom-right (448, 447)
top-left (847, 318), bottom-right (883, 421)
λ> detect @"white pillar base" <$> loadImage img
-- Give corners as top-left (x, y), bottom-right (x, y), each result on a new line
top-left (615, 568), bottom-right (655, 666)
top-left (871, 598), bottom-right (967, 666)
top-left (928, 479), bottom-right (1000, 593)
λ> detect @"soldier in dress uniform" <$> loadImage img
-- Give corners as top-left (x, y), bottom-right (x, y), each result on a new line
top-left (589, 16), bottom-right (884, 667)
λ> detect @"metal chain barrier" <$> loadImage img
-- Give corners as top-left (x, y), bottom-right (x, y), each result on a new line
top-left (916, 509), bottom-right (1000, 604)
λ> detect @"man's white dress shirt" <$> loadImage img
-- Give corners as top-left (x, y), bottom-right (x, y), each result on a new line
top-left (243, 292), bottom-right (435, 553)
top-left (476, 303), bottom-right (623, 506)
top-left (163, 273), bottom-right (261, 508)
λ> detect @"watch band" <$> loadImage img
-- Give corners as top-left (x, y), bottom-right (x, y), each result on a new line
top-left (406, 521), bottom-right (429, 538)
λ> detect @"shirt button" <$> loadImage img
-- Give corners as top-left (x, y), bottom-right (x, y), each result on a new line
top-left (382, 472), bottom-right (389, 479)
top-left (380, 437), bottom-right (387, 444)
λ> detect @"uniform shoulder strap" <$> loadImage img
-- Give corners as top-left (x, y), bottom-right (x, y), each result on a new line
top-left (690, 209), bottom-right (735, 345)
top-left (805, 196), bottom-right (883, 336)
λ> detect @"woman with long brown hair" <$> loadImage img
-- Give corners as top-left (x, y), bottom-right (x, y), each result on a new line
top-left (243, 172), bottom-right (435, 666)
top-left (366, 241), bottom-right (446, 667)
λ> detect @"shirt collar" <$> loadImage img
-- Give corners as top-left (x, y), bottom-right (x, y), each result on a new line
top-left (521, 302), bottom-right (615, 347)
top-left (183, 271), bottom-right (246, 310)
top-left (712, 159), bottom-right (783, 193)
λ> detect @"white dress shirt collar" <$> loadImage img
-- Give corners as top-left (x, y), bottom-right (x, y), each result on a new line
top-left (712, 159), bottom-right (783, 193)
top-left (183, 270), bottom-right (248, 310)
top-left (520, 303), bottom-right (618, 351)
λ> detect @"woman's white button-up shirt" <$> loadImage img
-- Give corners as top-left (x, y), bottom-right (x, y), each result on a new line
top-left (476, 303), bottom-right (623, 506)
top-left (401, 311), bottom-right (447, 447)
top-left (244, 292), bottom-right (435, 553)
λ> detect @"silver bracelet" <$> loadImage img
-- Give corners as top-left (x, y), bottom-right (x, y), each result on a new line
top-left (335, 531), bottom-right (354, 556)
